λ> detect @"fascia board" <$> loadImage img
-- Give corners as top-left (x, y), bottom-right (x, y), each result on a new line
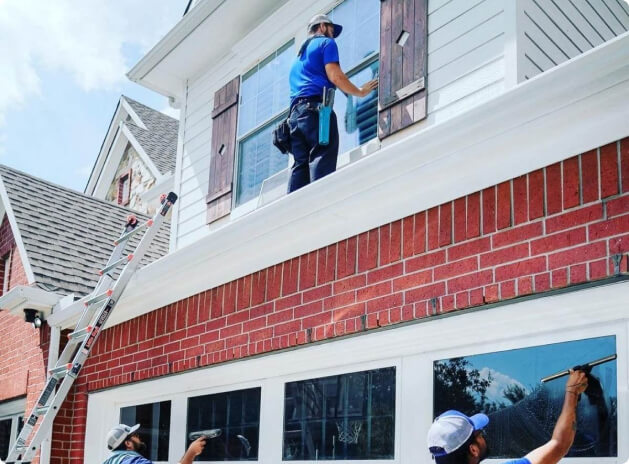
top-left (120, 124), bottom-right (165, 182)
top-left (86, 99), bottom-right (125, 195)
top-left (53, 32), bottom-right (629, 330)
top-left (92, 123), bottom-right (127, 199)
top-left (120, 98), bottom-right (148, 130)
top-left (126, 0), bottom-right (225, 86)
top-left (0, 177), bottom-right (36, 284)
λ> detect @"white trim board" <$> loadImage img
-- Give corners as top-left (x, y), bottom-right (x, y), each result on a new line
top-left (53, 32), bottom-right (629, 330)
top-left (84, 280), bottom-right (629, 464)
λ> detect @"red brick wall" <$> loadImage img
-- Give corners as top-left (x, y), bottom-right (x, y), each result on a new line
top-left (52, 138), bottom-right (629, 463)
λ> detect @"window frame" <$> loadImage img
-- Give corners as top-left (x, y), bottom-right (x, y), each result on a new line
top-left (232, 40), bottom-right (295, 210)
top-left (117, 168), bottom-right (132, 206)
top-left (425, 324), bottom-right (626, 464)
top-left (0, 396), bottom-right (25, 461)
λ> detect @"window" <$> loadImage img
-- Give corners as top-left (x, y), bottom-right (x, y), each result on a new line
top-left (433, 335), bottom-right (618, 458)
top-left (0, 397), bottom-right (24, 461)
top-left (283, 367), bottom-right (396, 460)
top-left (236, 42), bottom-right (294, 206)
top-left (117, 169), bottom-right (131, 205)
top-left (186, 387), bottom-right (261, 461)
top-left (120, 400), bottom-right (171, 462)
top-left (328, 0), bottom-right (380, 155)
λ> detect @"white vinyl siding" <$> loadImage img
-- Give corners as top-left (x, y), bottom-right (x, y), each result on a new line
top-left (519, 0), bottom-right (629, 80)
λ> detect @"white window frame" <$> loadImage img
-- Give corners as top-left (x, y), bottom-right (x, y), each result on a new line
top-left (0, 396), bottom-right (25, 460)
top-left (85, 281), bottom-right (629, 464)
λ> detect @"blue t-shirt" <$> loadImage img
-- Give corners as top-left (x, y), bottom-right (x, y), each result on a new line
top-left (289, 36), bottom-right (340, 103)
top-left (102, 450), bottom-right (152, 464)
top-left (504, 459), bottom-right (531, 464)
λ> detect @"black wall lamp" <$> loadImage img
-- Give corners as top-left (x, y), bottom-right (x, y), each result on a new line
top-left (24, 308), bottom-right (43, 329)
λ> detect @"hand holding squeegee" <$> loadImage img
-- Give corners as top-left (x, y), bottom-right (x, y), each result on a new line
top-left (188, 428), bottom-right (222, 440)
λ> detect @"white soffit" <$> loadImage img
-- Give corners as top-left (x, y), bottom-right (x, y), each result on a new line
top-left (55, 32), bottom-right (629, 329)
top-left (127, 0), bottom-right (289, 96)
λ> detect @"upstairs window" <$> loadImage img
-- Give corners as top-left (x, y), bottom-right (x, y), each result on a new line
top-left (117, 169), bottom-right (132, 206)
top-left (236, 41), bottom-right (294, 206)
top-left (328, 0), bottom-right (380, 154)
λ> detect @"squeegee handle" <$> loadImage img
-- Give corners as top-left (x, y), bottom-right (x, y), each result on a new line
top-left (540, 354), bottom-right (617, 383)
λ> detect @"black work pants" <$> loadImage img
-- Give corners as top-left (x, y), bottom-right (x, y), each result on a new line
top-left (287, 100), bottom-right (339, 193)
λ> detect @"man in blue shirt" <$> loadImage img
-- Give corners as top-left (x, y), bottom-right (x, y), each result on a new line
top-left (427, 369), bottom-right (588, 464)
top-left (287, 13), bottom-right (378, 193)
top-left (102, 423), bottom-right (206, 464)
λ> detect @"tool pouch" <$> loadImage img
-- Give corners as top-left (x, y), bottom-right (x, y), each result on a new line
top-left (272, 118), bottom-right (291, 154)
top-left (318, 105), bottom-right (331, 146)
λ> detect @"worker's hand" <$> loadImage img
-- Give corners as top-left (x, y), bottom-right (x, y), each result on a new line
top-left (359, 79), bottom-right (378, 97)
top-left (187, 437), bottom-right (207, 456)
top-left (565, 369), bottom-right (588, 396)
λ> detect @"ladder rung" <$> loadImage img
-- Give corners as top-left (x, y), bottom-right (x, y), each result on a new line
top-left (35, 406), bottom-right (49, 416)
top-left (84, 289), bottom-right (113, 306)
top-left (49, 364), bottom-right (72, 379)
top-left (99, 254), bottom-right (133, 275)
top-left (113, 220), bottom-right (153, 245)
top-left (68, 326), bottom-right (92, 341)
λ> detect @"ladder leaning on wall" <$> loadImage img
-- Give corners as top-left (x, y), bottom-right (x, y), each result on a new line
top-left (5, 192), bottom-right (178, 464)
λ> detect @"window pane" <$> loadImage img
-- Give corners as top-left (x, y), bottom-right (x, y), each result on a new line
top-left (187, 387), bottom-right (261, 461)
top-left (238, 41), bottom-right (294, 137)
top-left (328, 0), bottom-right (380, 71)
top-left (433, 335), bottom-right (617, 458)
top-left (0, 418), bottom-right (11, 460)
top-left (336, 61), bottom-right (379, 155)
top-left (237, 119), bottom-right (287, 205)
top-left (120, 401), bottom-right (171, 461)
top-left (283, 367), bottom-right (395, 460)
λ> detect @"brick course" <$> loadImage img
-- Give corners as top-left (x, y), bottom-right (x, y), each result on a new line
top-left (34, 138), bottom-right (629, 462)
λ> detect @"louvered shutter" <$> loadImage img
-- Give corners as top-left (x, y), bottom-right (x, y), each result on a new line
top-left (206, 76), bottom-right (240, 224)
top-left (378, 0), bottom-right (428, 138)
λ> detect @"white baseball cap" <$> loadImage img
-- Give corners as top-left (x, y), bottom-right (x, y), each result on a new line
top-left (307, 14), bottom-right (343, 38)
top-left (106, 423), bottom-right (140, 450)
top-left (427, 410), bottom-right (489, 457)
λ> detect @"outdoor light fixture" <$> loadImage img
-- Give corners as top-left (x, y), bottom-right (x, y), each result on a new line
top-left (24, 308), bottom-right (43, 329)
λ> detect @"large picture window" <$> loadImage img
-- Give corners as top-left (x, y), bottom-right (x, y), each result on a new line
top-left (187, 387), bottom-right (261, 461)
top-left (433, 335), bottom-right (617, 458)
top-left (120, 400), bottom-right (171, 462)
top-left (236, 42), bottom-right (293, 206)
top-left (283, 367), bottom-right (396, 460)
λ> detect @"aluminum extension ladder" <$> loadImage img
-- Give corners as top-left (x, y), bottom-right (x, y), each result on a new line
top-left (5, 192), bottom-right (177, 463)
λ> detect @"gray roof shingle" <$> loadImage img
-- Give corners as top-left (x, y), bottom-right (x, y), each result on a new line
top-left (123, 96), bottom-right (178, 175)
top-left (0, 165), bottom-right (170, 297)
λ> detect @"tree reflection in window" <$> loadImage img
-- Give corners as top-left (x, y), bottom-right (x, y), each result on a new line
top-left (283, 367), bottom-right (395, 460)
top-left (433, 335), bottom-right (617, 458)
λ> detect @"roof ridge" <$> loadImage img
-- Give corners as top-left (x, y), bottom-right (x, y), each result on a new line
top-left (0, 164), bottom-right (157, 219)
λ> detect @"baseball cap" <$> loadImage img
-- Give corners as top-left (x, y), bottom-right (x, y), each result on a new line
top-left (307, 14), bottom-right (343, 38)
top-left (427, 410), bottom-right (489, 457)
top-left (106, 423), bottom-right (140, 450)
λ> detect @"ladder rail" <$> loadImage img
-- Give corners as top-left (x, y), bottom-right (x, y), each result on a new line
top-left (6, 192), bottom-right (177, 464)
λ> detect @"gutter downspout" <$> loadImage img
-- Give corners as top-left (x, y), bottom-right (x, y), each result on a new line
top-left (39, 294), bottom-right (73, 464)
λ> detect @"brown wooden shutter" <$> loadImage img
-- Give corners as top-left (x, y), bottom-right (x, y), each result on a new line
top-left (206, 76), bottom-right (240, 224)
top-left (378, 0), bottom-right (427, 139)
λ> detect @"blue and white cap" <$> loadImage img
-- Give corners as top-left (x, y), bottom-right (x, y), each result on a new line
top-left (427, 410), bottom-right (489, 457)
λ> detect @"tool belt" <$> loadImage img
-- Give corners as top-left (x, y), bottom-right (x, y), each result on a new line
top-left (272, 118), bottom-right (291, 154)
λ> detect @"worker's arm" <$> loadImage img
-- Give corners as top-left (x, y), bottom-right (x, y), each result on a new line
top-left (325, 62), bottom-right (378, 98)
top-left (524, 370), bottom-right (588, 464)
top-left (179, 437), bottom-right (206, 464)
